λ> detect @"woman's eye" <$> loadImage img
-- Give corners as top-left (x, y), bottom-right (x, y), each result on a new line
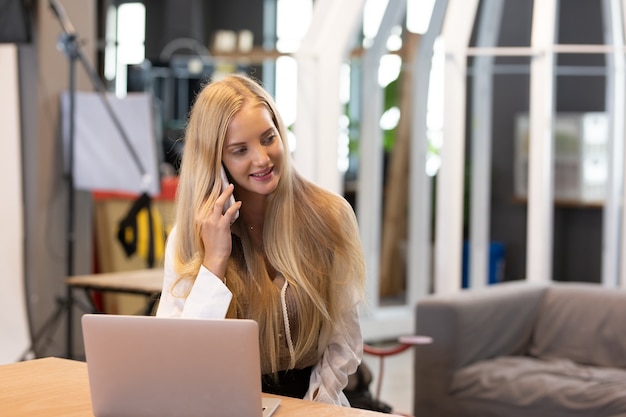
top-left (263, 134), bottom-right (276, 145)
top-left (233, 147), bottom-right (246, 155)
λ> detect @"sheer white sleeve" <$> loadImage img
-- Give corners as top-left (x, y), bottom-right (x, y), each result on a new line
top-left (156, 226), bottom-right (232, 319)
top-left (304, 289), bottom-right (363, 406)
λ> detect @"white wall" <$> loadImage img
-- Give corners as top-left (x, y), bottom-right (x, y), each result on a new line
top-left (0, 44), bottom-right (30, 364)
top-left (19, 0), bottom-right (96, 359)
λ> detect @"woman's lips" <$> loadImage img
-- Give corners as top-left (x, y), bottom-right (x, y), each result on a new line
top-left (250, 167), bottom-right (273, 181)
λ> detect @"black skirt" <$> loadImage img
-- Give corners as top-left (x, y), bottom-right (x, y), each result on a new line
top-left (261, 366), bottom-right (313, 399)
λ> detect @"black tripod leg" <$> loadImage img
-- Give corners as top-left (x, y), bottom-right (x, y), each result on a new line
top-left (18, 297), bottom-right (68, 361)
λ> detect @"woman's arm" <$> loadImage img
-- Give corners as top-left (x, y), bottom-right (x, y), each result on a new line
top-left (156, 227), bottom-right (233, 319)
top-left (303, 197), bottom-right (365, 405)
top-left (304, 289), bottom-right (363, 406)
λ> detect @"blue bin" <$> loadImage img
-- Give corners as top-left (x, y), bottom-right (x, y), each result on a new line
top-left (462, 241), bottom-right (505, 288)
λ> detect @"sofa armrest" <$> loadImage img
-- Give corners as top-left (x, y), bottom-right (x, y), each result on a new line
top-left (413, 280), bottom-right (548, 416)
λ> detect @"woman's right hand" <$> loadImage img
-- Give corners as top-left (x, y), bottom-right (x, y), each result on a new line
top-left (196, 184), bottom-right (242, 279)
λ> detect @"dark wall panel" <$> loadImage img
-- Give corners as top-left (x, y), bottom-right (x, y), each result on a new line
top-left (484, 0), bottom-right (606, 283)
top-left (0, 0), bottom-right (32, 43)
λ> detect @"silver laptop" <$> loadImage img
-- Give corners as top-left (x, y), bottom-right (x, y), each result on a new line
top-left (81, 314), bottom-right (280, 417)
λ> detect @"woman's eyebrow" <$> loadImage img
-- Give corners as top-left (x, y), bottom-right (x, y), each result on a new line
top-left (226, 127), bottom-right (276, 147)
top-left (262, 127), bottom-right (278, 137)
top-left (225, 140), bottom-right (247, 149)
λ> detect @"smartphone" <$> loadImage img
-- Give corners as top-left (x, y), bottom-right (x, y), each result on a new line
top-left (221, 166), bottom-right (239, 220)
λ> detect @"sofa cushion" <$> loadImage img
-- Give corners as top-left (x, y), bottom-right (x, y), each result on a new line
top-left (529, 282), bottom-right (626, 368)
top-left (450, 356), bottom-right (626, 416)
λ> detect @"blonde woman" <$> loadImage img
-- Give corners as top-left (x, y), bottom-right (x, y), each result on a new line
top-left (156, 74), bottom-right (366, 406)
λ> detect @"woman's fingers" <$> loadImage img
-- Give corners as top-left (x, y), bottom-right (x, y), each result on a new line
top-left (196, 184), bottom-right (241, 229)
top-left (195, 184), bottom-right (241, 276)
top-left (216, 183), bottom-right (241, 225)
top-left (216, 183), bottom-right (234, 211)
top-left (225, 201), bottom-right (242, 224)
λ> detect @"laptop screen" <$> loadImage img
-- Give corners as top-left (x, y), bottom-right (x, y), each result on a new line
top-left (82, 314), bottom-right (279, 417)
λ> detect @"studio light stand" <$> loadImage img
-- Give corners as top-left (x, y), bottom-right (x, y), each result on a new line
top-left (20, 0), bottom-right (149, 360)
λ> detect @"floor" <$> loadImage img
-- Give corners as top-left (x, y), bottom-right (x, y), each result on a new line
top-left (361, 344), bottom-right (414, 416)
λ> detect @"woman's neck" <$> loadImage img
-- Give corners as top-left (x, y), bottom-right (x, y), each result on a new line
top-left (238, 204), bottom-right (265, 231)
top-left (235, 191), bottom-right (266, 245)
top-left (236, 187), bottom-right (267, 224)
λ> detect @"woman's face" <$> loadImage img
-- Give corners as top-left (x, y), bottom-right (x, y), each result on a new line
top-left (222, 103), bottom-right (284, 198)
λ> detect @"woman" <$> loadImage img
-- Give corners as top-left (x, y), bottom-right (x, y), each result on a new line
top-left (156, 74), bottom-right (366, 406)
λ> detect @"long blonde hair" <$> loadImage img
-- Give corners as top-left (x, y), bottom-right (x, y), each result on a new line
top-left (172, 74), bottom-right (365, 375)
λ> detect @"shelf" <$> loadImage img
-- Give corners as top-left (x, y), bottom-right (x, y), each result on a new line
top-left (512, 196), bottom-right (603, 209)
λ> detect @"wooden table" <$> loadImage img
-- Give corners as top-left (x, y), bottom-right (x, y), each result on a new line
top-left (0, 358), bottom-right (399, 417)
top-left (66, 268), bottom-right (164, 296)
top-left (66, 268), bottom-right (164, 315)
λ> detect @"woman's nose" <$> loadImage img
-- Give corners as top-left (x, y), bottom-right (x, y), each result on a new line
top-left (252, 146), bottom-right (270, 165)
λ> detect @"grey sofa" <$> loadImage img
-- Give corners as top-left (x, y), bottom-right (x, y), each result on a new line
top-left (413, 280), bottom-right (626, 417)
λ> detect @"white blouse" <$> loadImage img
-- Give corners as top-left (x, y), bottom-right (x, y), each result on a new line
top-left (156, 227), bottom-right (363, 406)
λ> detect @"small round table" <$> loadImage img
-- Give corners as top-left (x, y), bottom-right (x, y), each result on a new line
top-left (363, 335), bottom-right (434, 417)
